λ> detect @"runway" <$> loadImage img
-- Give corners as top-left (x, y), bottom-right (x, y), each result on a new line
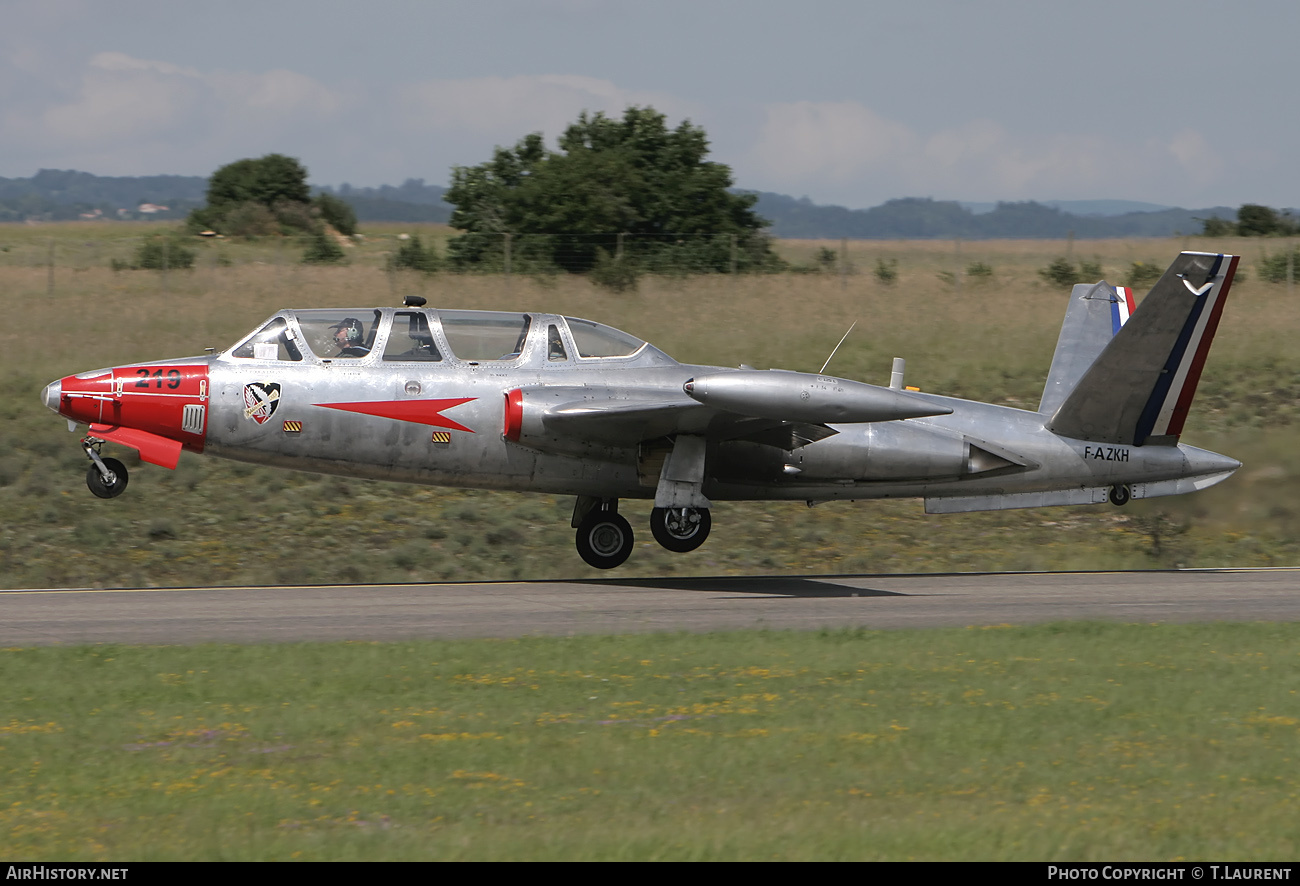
top-left (3, 568), bottom-right (1300, 646)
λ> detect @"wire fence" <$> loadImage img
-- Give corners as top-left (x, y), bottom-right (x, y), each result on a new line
top-left (2, 228), bottom-right (1281, 293)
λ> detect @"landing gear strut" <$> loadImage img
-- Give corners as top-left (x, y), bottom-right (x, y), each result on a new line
top-left (1109, 484), bottom-right (1131, 507)
top-left (649, 506), bottom-right (711, 552)
top-left (574, 499), bottom-right (634, 569)
top-left (82, 437), bottom-right (128, 499)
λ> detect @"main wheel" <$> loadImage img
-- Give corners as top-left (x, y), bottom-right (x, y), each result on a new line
top-left (649, 507), bottom-right (711, 553)
top-left (575, 510), bottom-right (634, 569)
top-left (86, 457), bottom-right (128, 499)
top-left (1109, 484), bottom-right (1131, 506)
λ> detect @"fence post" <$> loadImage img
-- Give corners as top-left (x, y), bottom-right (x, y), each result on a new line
top-left (162, 236), bottom-right (170, 294)
top-left (954, 237), bottom-right (961, 295)
top-left (840, 237), bottom-right (848, 289)
top-left (47, 238), bottom-right (55, 297)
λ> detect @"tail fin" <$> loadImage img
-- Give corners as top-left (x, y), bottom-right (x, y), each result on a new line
top-left (1038, 281), bottom-right (1135, 415)
top-left (1045, 251), bottom-right (1238, 445)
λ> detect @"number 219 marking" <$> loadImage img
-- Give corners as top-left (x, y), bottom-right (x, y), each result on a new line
top-left (134, 368), bottom-right (182, 390)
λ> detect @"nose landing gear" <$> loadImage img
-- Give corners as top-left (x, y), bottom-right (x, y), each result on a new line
top-left (1109, 483), bottom-right (1131, 506)
top-left (82, 437), bottom-right (129, 499)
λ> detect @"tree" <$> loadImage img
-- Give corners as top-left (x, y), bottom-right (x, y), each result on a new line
top-left (206, 154), bottom-right (310, 211)
top-left (314, 191), bottom-right (358, 236)
top-left (187, 154), bottom-right (352, 238)
top-left (444, 107), bottom-right (780, 275)
top-left (1237, 204), bottom-right (1280, 237)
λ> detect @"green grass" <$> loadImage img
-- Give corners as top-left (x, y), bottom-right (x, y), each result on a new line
top-left (1, 226), bottom-right (1297, 587)
top-left (3, 622), bottom-right (1299, 860)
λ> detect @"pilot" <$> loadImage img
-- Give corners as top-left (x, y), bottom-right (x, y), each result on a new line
top-left (330, 318), bottom-right (370, 357)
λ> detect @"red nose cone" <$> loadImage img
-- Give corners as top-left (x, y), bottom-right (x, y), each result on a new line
top-left (48, 364), bottom-right (210, 453)
top-left (53, 369), bottom-right (117, 425)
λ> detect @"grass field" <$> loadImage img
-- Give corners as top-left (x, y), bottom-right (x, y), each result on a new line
top-left (0, 224), bottom-right (1296, 587)
top-left (3, 622), bottom-right (1299, 861)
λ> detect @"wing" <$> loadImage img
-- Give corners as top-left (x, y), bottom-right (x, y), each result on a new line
top-left (506, 370), bottom-right (951, 454)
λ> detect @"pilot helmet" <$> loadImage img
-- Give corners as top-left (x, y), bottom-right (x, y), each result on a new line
top-left (330, 318), bottom-right (363, 343)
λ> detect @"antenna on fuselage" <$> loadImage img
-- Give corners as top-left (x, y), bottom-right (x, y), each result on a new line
top-left (819, 322), bottom-right (857, 375)
top-left (404, 295), bottom-right (427, 307)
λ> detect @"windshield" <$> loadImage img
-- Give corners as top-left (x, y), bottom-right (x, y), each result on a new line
top-left (230, 317), bottom-right (303, 361)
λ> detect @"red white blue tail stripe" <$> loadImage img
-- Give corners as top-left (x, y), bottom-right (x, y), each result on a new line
top-left (1110, 286), bottom-right (1135, 335)
top-left (1134, 253), bottom-right (1238, 443)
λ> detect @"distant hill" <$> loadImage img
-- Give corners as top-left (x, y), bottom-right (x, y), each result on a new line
top-left (748, 193), bottom-right (1237, 239)
top-left (0, 169), bottom-right (1239, 238)
top-left (960, 199), bottom-right (1174, 216)
top-left (0, 169), bottom-right (207, 221)
top-left (317, 179), bottom-right (452, 224)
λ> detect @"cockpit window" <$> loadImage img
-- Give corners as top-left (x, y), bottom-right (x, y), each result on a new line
top-left (384, 311), bottom-right (442, 362)
top-left (564, 318), bottom-right (645, 358)
top-left (230, 318), bottom-right (302, 361)
top-left (439, 311), bottom-right (531, 361)
top-left (547, 324), bottom-right (568, 361)
top-left (295, 310), bottom-right (380, 359)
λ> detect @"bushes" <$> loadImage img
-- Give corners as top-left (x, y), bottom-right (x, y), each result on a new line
top-left (1258, 247), bottom-right (1300, 284)
top-left (302, 230), bottom-right (347, 265)
top-left (387, 235), bottom-right (440, 273)
top-left (1039, 257), bottom-right (1103, 287)
top-left (1126, 261), bottom-right (1163, 289)
top-left (111, 236), bottom-right (196, 271)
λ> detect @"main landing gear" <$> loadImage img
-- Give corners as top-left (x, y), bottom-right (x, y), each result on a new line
top-left (82, 437), bottom-right (129, 499)
top-left (649, 506), bottom-right (711, 553)
top-left (572, 499), bottom-right (713, 569)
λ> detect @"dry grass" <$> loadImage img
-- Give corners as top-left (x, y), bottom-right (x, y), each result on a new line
top-left (1, 225), bottom-right (1296, 587)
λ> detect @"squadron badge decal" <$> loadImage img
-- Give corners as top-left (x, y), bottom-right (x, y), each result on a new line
top-left (243, 382), bottom-right (282, 425)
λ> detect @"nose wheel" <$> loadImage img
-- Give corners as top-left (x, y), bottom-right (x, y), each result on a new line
top-left (575, 508), bottom-right (634, 569)
top-left (649, 507), bottom-right (711, 552)
top-left (82, 437), bottom-right (129, 499)
top-left (1109, 484), bottom-right (1131, 506)
top-left (86, 457), bottom-right (129, 499)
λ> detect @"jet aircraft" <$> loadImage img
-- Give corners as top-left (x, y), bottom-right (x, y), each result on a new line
top-left (42, 251), bottom-right (1241, 568)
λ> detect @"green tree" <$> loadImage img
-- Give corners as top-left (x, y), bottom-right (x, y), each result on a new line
top-left (314, 191), bottom-right (358, 237)
top-left (1199, 216), bottom-right (1237, 236)
top-left (206, 154), bottom-right (310, 211)
top-left (1237, 204), bottom-right (1280, 237)
top-left (188, 154), bottom-right (341, 237)
top-left (444, 107), bottom-right (780, 275)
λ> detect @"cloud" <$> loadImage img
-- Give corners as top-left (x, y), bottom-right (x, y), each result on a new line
top-left (0, 53), bottom-right (705, 184)
top-left (2, 51), bottom-right (354, 177)
top-left (398, 74), bottom-right (701, 142)
top-left (741, 99), bottom-right (1228, 206)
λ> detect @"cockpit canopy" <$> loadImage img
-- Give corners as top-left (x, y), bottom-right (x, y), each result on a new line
top-left (224, 308), bottom-right (674, 366)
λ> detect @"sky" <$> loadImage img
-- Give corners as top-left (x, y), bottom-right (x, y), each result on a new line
top-left (2, 0), bottom-right (1296, 210)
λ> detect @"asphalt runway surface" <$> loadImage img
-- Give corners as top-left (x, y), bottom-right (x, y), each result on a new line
top-left (3, 568), bottom-right (1300, 646)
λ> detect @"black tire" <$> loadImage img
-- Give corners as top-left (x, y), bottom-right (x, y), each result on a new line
top-left (575, 510), bottom-right (634, 569)
top-left (87, 457), bottom-right (128, 499)
top-left (1109, 484), bottom-right (1131, 507)
top-left (649, 507), bottom-right (711, 553)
